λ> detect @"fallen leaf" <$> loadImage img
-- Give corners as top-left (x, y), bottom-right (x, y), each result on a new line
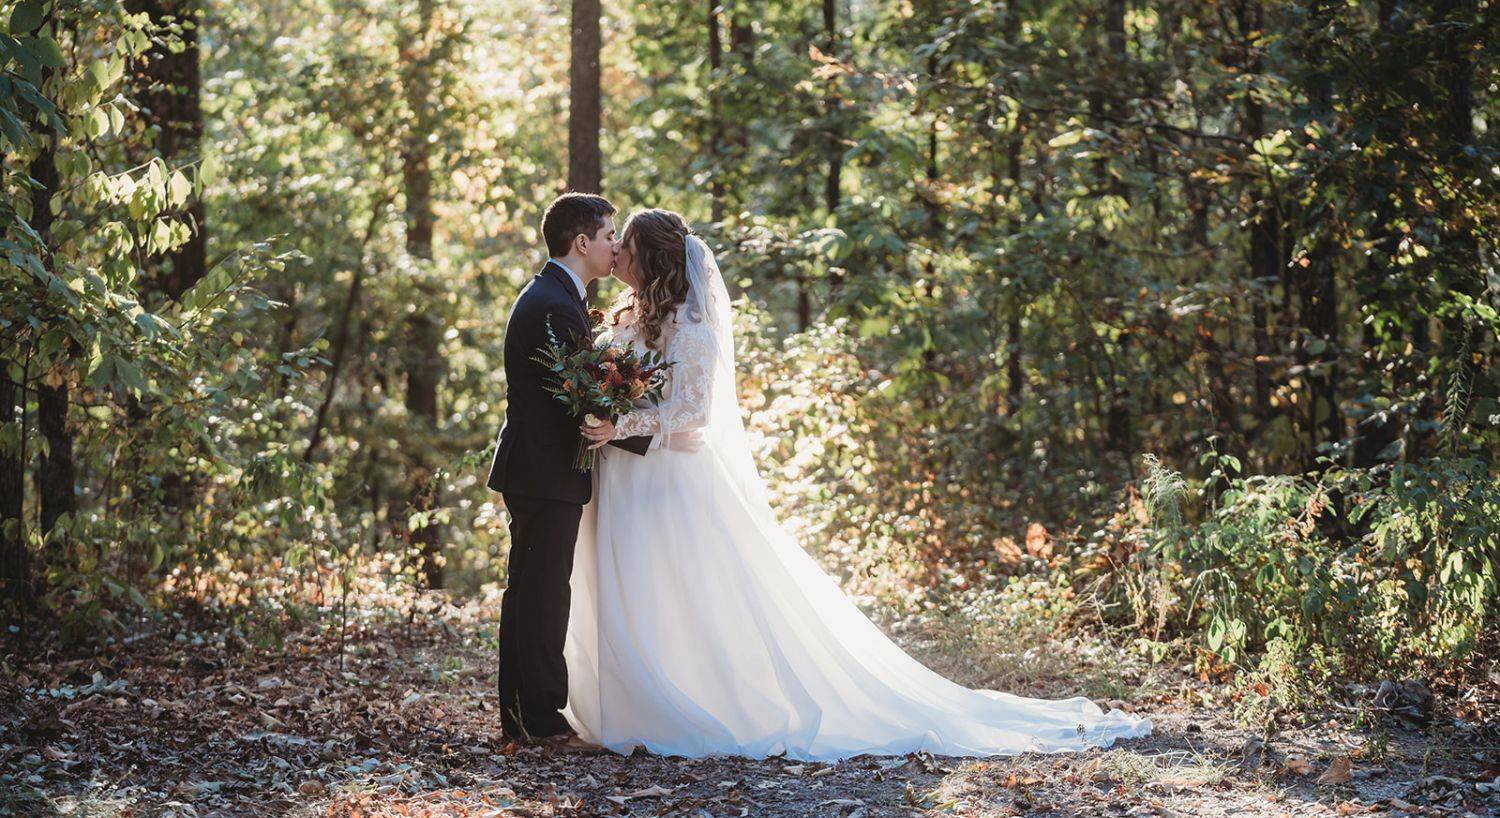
top-left (1318, 756), bottom-right (1353, 785)
top-left (623, 784), bottom-right (673, 799)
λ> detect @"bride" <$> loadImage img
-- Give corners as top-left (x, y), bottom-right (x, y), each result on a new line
top-left (569, 208), bottom-right (1151, 760)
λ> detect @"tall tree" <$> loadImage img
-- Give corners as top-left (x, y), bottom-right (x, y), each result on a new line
top-left (0, 374), bottom-right (26, 611)
top-left (1350, 0), bottom-right (1401, 467)
top-left (401, 0), bottom-right (445, 589)
top-left (821, 0), bottom-right (841, 218)
top-left (27, 8), bottom-right (73, 546)
top-left (706, 0), bottom-right (726, 221)
top-left (568, 0), bottom-right (603, 195)
top-left (1240, 0), bottom-right (1278, 441)
top-left (570, 0), bottom-right (604, 305)
top-left (1000, 2), bottom-right (1025, 413)
top-left (124, 0), bottom-right (206, 301)
top-left (822, 0), bottom-right (843, 298)
top-left (1431, 0), bottom-right (1482, 448)
top-left (1293, 0), bottom-right (1344, 470)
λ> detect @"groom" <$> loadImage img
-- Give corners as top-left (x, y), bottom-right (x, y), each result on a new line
top-left (486, 192), bottom-right (651, 746)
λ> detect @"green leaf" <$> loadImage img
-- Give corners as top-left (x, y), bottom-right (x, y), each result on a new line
top-left (86, 58), bottom-right (114, 93)
top-left (31, 33), bottom-right (62, 67)
top-left (198, 153), bottom-right (219, 187)
top-left (0, 108), bottom-right (28, 148)
top-left (168, 169), bottom-right (192, 206)
top-left (1047, 129), bottom-right (1084, 148)
top-left (9, 2), bottom-right (45, 34)
top-left (85, 107), bottom-right (109, 139)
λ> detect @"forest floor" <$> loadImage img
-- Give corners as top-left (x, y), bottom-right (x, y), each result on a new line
top-left (2, 600), bottom-right (1495, 818)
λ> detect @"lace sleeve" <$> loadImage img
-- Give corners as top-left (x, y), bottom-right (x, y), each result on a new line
top-left (612, 319), bottom-right (715, 441)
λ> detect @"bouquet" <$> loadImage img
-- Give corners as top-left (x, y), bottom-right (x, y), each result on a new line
top-left (533, 310), bottom-right (673, 471)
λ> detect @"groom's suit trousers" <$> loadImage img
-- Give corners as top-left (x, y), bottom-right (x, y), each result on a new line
top-left (497, 492), bottom-right (583, 739)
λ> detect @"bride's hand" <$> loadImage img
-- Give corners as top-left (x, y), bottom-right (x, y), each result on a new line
top-left (581, 417), bottom-right (615, 449)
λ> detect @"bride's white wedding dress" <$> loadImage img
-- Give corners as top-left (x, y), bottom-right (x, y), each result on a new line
top-left (562, 235), bottom-right (1151, 760)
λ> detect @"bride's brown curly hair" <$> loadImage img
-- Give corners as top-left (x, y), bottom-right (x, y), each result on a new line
top-left (611, 208), bottom-right (695, 351)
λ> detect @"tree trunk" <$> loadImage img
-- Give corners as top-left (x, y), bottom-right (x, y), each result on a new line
top-left (706, 0), bottom-right (725, 221)
top-left (918, 52), bottom-right (940, 406)
top-left (27, 21), bottom-right (74, 544)
top-left (822, 0), bottom-right (841, 217)
top-left (1431, 0), bottom-right (1481, 449)
top-left (724, 1), bottom-right (754, 213)
top-left (124, 0), bottom-right (206, 301)
top-left (0, 374), bottom-right (28, 610)
top-left (1352, 0), bottom-right (1401, 467)
top-left (37, 382), bottom-right (74, 536)
top-left (1239, 0), bottom-right (1277, 445)
top-left (1001, 5), bottom-right (1025, 413)
top-left (729, 0), bottom-right (754, 164)
top-left (402, 0), bottom-right (444, 589)
top-left (119, 0), bottom-right (203, 526)
top-left (1088, 0), bottom-right (1127, 196)
top-left (1295, 0), bottom-right (1343, 470)
top-left (1094, 0), bottom-right (1133, 454)
top-left (570, 0), bottom-right (603, 304)
top-left (813, 0), bottom-right (842, 309)
top-left (568, 0), bottom-right (602, 194)
top-left (1004, 115), bottom-right (1025, 413)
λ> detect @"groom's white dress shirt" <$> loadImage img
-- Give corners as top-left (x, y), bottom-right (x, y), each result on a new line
top-left (549, 258), bottom-right (588, 301)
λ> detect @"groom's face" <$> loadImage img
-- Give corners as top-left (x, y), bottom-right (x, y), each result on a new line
top-left (578, 217), bottom-right (619, 281)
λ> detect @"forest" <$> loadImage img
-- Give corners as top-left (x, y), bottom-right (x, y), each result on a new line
top-left (1, 0), bottom-right (1496, 815)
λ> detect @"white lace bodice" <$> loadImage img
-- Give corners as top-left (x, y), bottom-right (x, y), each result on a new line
top-left (610, 312), bottom-right (717, 445)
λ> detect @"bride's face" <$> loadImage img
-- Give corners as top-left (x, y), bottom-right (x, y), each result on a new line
top-left (613, 234), bottom-right (643, 290)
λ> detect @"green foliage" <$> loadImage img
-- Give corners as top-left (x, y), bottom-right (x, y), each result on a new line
top-left (1131, 455), bottom-right (1497, 680)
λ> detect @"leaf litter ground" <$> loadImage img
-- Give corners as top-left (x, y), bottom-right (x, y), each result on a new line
top-left (3, 604), bottom-right (1494, 817)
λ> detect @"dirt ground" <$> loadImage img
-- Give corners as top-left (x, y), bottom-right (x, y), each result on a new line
top-left (2, 605), bottom-right (1495, 817)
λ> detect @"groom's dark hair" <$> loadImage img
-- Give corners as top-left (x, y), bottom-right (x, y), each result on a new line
top-left (542, 193), bottom-right (616, 257)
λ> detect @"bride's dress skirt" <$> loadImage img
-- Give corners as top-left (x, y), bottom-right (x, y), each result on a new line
top-left (563, 446), bottom-right (1152, 761)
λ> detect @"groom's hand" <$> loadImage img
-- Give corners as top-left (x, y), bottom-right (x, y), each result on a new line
top-left (581, 417), bottom-right (615, 449)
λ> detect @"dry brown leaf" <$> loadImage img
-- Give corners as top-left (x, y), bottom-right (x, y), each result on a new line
top-left (993, 537), bottom-right (1023, 569)
top-left (1024, 522), bottom-right (1053, 560)
top-left (1319, 756), bottom-right (1353, 785)
top-left (623, 784), bottom-right (673, 799)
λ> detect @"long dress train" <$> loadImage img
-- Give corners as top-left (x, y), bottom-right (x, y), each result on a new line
top-left (561, 236), bottom-right (1151, 760)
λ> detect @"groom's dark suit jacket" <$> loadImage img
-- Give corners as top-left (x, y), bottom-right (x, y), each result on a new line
top-left (487, 261), bottom-right (651, 504)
